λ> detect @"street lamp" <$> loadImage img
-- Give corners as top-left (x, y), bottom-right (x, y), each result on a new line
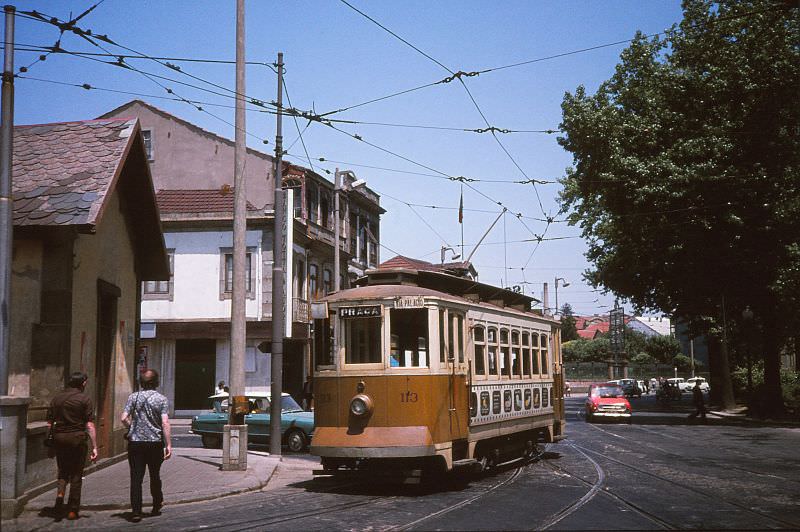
top-left (742, 306), bottom-right (754, 397)
top-left (554, 277), bottom-right (570, 315)
top-left (440, 246), bottom-right (460, 265)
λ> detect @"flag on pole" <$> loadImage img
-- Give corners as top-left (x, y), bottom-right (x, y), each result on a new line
top-left (458, 190), bottom-right (463, 224)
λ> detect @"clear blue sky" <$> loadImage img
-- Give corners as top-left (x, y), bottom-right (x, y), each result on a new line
top-left (6, 0), bottom-right (684, 316)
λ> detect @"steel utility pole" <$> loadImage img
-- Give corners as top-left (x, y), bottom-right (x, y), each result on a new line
top-left (223, 0), bottom-right (248, 470)
top-left (269, 52), bottom-right (286, 457)
top-left (0, 5), bottom-right (16, 396)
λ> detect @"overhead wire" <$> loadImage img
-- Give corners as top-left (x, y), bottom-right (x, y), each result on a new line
top-left (339, 0), bottom-right (549, 218)
top-left (281, 73), bottom-right (316, 173)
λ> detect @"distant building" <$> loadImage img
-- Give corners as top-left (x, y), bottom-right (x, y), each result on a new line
top-left (3, 118), bottom-right (168, 517)
top-left (628, 316), bottom-right (672, 338)
top-left (101, 100), bottom-right (384, 414)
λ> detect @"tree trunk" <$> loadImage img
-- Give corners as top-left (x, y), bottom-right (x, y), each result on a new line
top-left (760, 316), bottom-right (785, 419)
top-left (708, 334), bottom-right (736, 411)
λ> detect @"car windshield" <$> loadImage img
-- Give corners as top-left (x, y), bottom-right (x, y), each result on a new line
top-left (280, 396), bottom-right (303, 413)
top-left (593, 386), bottom-right (624, 398)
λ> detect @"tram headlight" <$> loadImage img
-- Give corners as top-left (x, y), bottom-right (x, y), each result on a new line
top-left (349, 394), bottom-right (373, 417)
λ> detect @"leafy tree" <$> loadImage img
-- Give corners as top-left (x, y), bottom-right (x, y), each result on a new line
top-left (558, 0), bottom-right (799, 415)
top-left (644, 335), bottom-right (683, 364)
top-left (560, 303), bottom-right (580, 342)
top-left (562, 338), bottom-right (610, 363)
top-left (631, 352), bottom-right (656, 365)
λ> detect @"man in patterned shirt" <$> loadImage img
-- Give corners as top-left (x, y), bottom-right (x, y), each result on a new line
top-left (121, 369), bottom-right (172, 522)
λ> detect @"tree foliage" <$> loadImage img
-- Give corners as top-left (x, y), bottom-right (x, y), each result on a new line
top-left (560, 303), bottom-right (580, 342)
top-left (558, 0), bottom-right (799, 415)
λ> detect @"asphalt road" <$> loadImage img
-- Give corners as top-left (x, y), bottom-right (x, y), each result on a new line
top-left (10, 395), bottom-right (800, 530)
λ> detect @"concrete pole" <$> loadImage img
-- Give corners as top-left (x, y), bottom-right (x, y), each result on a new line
top-left (269, 52), bottom-right (285, 457)
top-left (223, 0), bottom-right (248, 470)
top-left (334, 169), bottom-right (341, 292)
top-left (0, 5), bottom-right (16, 396)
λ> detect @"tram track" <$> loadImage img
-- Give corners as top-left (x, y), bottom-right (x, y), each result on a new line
top-left (540, 441), bottom-right (674, 530)
top-left (589, 421), bottom-right (800, 487)
top-left (571, 442), bottom-right (800, 529)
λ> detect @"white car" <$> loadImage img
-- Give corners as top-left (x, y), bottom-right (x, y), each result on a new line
top-left (686, 377), bottom-right (710, 392)
top-left (667, 377), bottom-right (689, 392)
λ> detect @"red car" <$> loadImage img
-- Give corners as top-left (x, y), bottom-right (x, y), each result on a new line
top-left (585, 383), bottom-right (632, 423)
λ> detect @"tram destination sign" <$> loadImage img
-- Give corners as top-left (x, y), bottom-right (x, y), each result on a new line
top-left (394, 296), bottom-right (426, 309)
top-left (339, 305), bottom-right (382, 318)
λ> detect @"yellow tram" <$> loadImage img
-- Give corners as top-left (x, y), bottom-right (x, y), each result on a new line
top-left (310, 265), bottom-right (565, 477)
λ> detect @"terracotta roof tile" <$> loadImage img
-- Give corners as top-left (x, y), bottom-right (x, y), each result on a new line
top-left (12, 118), bottom-right (137, 227)
top-left (156, 189), bottom-right (258, 214)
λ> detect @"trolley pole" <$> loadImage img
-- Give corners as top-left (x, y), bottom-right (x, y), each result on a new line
top-left (222, 0), bottom-right (248, 471)
top-left (334, 168), bottom-right (341, 292)
top-left (269, 52), bottom-right (286, 457)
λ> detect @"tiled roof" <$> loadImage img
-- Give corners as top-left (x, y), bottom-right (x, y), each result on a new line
top-left (156, 189), bottom-right (258, 213)
top-left (380, 255), bottom-right (468, 272)
top-left (12, 118), bottom-right (137, 227)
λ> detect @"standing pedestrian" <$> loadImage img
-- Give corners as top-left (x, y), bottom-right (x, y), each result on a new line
top-left (121, 369), bottom-right (172, 523)
top-left (565, 381), bottom-right (572, 397)
top-left (47, 372), bottom-right (98, 520)
top-left (688, 381), bottom-right (707, 422)
top-left (302, 377), bottom-right (314, 411)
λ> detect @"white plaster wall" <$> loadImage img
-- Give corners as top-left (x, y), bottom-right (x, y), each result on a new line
top-left (141, 229), bottom-right (262, 320)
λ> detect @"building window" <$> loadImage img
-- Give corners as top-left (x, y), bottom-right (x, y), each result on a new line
top-left (323, 268), bottom-right (332, 295)
top-left (143, 250), bottom-right (174, 300)
top-left (220, 247), bottom-right (256, 300)
top-left (320, 192), bottom-right (330, 228)
top-left (306, 182), bottom-right (318, 223)
top-left (368, 221), bottom-right (378, 267)
top-left (309, 264), bottom-right (319, 299)
top-left (297, 259), bottom-right (306, 299)
top-left (349, 212), bottom-right (358, 255)
top-left (141, 129), bottom-right (154, 161)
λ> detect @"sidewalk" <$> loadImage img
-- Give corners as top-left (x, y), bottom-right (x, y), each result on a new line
top-left (25, 447), bottom-right (280, 512)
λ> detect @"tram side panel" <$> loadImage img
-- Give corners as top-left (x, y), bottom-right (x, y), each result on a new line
top-left (312, 374), bottom-right (469, 467)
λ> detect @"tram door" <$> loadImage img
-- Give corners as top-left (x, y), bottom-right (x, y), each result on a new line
top-left (441, 309), bottom-right (465, 437)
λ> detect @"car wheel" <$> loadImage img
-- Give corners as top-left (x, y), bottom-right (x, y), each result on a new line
top-left (201, 433), bottom-right (222, 449)
top-left (285, 429), bottom-right (307, 452)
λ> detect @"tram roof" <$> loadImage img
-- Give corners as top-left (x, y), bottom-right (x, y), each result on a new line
top-left (328, 267), bottom-right (548, 319)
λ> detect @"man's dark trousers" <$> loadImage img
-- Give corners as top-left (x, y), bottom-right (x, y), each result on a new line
top-left (127, 441), bottom-right (164, 514)
top-left (54, 431), bottom-right (88, 511)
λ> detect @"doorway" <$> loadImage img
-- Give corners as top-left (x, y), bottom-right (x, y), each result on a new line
top-left (175, 339), bottom-right (216, 410)
top-left (95, 280), bottom-right (119, 459)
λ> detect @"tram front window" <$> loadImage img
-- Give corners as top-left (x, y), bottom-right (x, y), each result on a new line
top-left (345, 317), bottom-right (382, 364)
top-left (390, 308), bottom-right (429, 367)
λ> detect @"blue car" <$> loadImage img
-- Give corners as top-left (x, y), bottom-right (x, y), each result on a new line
top-left (190, 388), bottom-right (314, 452)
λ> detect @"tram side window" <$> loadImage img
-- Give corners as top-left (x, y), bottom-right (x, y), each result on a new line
top-left (457, 315), bottom-right (464, 363)
top-left (439, 309), bottom-right (446, 364)
top-left (500, 328), bottom-right (510, 378)
top-left (474, 325), bottom-right (486, 375)
top-left (389, 308), bottom-right (429, 367)
top-left (345, 317), bottom-right (382, 364)
top-left (531, 334), bottom-right (540, 374)
top-left (314, 318), bottom-right (334, 368)
top-left (522, 332), bottom-right (531, 376)
top-left (540, 334), bottom-right (549, 375)
top-left (487, 327), bottom-right (498, 375)
top-left (511, 330), bottom-right (521, 378)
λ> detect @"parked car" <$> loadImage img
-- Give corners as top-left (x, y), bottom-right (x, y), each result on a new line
top-left (608, 378), bottom-right (641, 398)
top-left (585, 383), bottom-right (632, 423)
top-left (686, 377), bottom-right (710, 392)
top-left (667, 377), bottom-right (689, 392)
top-left (191, 388), bottom-right (314, 452)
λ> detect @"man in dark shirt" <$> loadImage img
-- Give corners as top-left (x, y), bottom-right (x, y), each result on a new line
top-left (48, 372), bottom-right (98, 520)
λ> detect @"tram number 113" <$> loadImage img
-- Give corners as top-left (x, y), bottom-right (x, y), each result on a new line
top-left (400, 391), bottom-right (419, 403)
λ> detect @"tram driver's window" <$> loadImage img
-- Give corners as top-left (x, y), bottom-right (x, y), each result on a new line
top-left (345, 317), bottom-right (381, 364)
top-left (314, 318), bottom-right (334, 368)
top-left (474, 325), bottom-right (486, 375)
top-left (389, 308), bottom-right (429, 367)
